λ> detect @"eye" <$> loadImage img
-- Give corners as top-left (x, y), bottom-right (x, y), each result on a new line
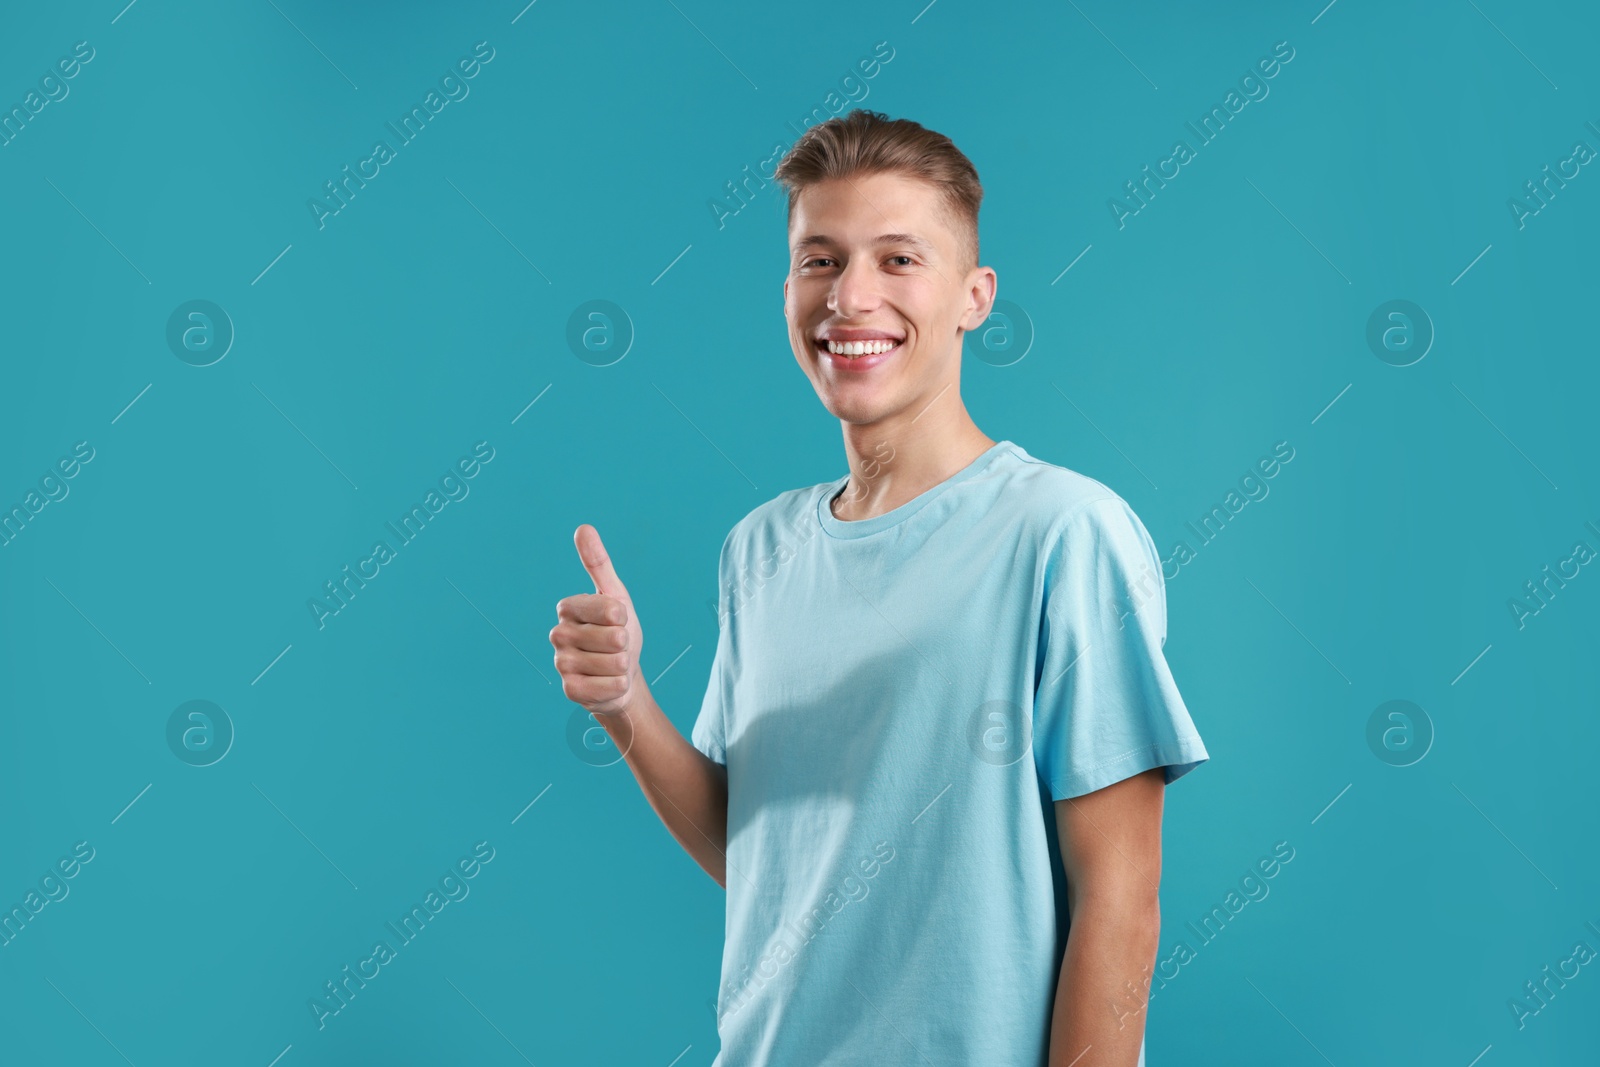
top-left (888, 255), bottom-right (915, 266)
top-left (801, 256), bottom-right (836, 269)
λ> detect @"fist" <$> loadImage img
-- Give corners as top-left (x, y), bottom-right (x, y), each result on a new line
top-left (550, 524), bottom-right (644, 717)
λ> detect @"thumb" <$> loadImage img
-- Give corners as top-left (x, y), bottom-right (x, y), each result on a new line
top-left (574, 524), bottom-right (631, 602)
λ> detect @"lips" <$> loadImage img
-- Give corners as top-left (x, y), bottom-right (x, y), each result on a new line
top-left (816, 337), bottom-right (902, 372)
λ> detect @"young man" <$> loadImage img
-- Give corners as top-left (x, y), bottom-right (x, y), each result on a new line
top-left (550, 109), bottom-right (1209, 1066)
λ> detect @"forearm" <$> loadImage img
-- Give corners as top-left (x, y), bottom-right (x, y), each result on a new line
top-left (596, 676), bottom-right (730, 887)
top-left (1048, 897), bottom-right (1161, 1067)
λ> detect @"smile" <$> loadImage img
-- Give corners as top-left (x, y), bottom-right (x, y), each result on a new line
top-left (814, 337), bottom-right (902, 372)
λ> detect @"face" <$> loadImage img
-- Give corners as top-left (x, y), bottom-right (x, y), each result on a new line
top-left (784, 171), bottom-right (995, 428)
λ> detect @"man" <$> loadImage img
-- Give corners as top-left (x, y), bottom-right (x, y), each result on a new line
top-left (550, 108), bottom-right (1209, 1066)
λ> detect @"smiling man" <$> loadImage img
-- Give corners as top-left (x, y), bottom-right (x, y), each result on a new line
top-left (551, 109), bottom-right (1208, 1066)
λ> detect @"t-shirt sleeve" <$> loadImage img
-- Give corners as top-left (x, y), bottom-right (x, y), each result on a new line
top-left (690, 527), bottom-right (736, 766)
top-left (1031, 494), bottom-right (1209, 799)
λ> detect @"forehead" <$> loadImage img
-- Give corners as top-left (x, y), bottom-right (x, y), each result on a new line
top-left (788, 172), bottom-right (953, 251)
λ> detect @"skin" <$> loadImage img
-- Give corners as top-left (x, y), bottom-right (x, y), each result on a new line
top-left (552, 167), bottom-right (1169, 1067)
top-left (1050, 768), bottom-right (1166, 1067)
top-left (787, 169), bottom-right (1166, 1067)
top-left (783, 170), bottom-right (998, 519)
top-left (550, 527), bottom-right (732, 890)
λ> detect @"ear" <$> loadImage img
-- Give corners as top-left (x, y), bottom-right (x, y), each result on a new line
top-left (962, 267), bottom-right (998, 331)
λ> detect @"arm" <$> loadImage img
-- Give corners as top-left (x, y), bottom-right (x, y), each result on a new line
top-left (1048, 767), bottom-right (1166, 1067)
top-left (552, 523), bottom-right (730, 888)
top-left (593, 676), bottom-right (730, 888)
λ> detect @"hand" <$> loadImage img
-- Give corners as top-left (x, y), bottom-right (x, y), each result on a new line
top-left (550, 524), bottom-right (644, 717)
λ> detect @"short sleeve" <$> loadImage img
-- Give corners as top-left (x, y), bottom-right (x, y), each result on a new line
top-left (1031, 495), bottom-right (1209, 799)
top-left (690, 527), bottom-right (736, 766)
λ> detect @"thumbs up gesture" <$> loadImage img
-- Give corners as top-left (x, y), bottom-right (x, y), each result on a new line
top-left (550, 524), bottom-right (645, 717)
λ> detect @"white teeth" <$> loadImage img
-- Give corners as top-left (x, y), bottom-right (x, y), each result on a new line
top-left (825, 339), bottom-right (899, 357)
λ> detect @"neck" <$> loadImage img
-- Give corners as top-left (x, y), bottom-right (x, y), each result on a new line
top-left (831, 403), bottom-right (995, 522)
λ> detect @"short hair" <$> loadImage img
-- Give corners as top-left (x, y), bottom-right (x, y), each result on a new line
top-left (773, 109), bottom-right (983, 273)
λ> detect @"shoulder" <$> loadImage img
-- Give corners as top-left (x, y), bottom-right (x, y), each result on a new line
top-left (717, 482), bottom-right (829, 563)
top-left (1007, 450), bottom-right (1169, 636)
top-left (996, 445), bottom-right (1149, 538)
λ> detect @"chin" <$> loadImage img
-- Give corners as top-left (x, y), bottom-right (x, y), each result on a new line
top-left (819, 393), bottom-right (892, 424)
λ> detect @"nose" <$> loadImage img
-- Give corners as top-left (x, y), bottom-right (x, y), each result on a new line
top-left (828, 256), bottom-right (882, 319)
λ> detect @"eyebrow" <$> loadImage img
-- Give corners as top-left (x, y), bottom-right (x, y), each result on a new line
top-left (792, 232), bottom-right (936, 256)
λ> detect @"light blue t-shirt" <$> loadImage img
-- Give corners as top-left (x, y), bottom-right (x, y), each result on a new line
top-left (691, 439), bottom-right (1209, 1066)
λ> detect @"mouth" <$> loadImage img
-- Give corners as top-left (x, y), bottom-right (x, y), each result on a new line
top-left (813, 336), bottom-right (904, 373)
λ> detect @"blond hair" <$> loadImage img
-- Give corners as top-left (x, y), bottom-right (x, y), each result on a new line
top-left (773, 109), bottom-right (983, 272)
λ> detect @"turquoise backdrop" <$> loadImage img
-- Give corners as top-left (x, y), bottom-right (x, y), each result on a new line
top-left (2, 1), bottom-right (1597, 1064)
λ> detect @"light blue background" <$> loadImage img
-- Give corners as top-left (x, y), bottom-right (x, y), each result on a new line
top-left (1, 1), bottom-right (1596, 1064)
